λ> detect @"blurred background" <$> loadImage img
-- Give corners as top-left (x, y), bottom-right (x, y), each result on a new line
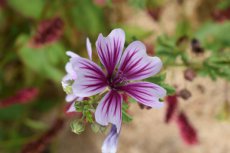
top-left (0, 0), bottom-right (230, 153)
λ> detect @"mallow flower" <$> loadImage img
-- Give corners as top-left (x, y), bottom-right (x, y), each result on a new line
top-left (69, 28), bottom-right (166, 132)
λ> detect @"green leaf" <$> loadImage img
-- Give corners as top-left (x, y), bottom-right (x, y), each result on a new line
top-left (17, 35), bottom-right (66, 83)
top-left (122, 103), bottom-right (133, 123)
top-left (84, 111), bottom-right (94, 123)
top-left (0, 104), bottom-right (26, 120)
top-left (32, 99), bottom-right (59, 112)
top-left (195, 21), bottom-right (230, 51)
top-left (155, 35), bottom-right (183, 65)
top-left (122, 102), bottom-right (129, 110)
top-left (113, 25), bottom-right (153, 43)
top-left (199, 53), bottom-right (230, 81)
top-left (126, 97), bottom-right (136, 103)
top-left (181, 52), bottom-right (189, 65)
top-left (160, 83), bottom-right (176, 95)
top-left (8, 0), bottom-right (45, 19)
top-left (122, 110), bottom-right (133, 123)
top-left (75, 101), bottom-right (83, 112)
top-left (145, 73), bottom-right (175, 95)
top-left (145, 73), bottom-right (166, 84)
top-left (0, 126), bottom-right (4, 140)
top-left (128, 0), bottom-right (147, 9)
top-left (175, 19), bottom-right (192, 38)
top-left (70, 0), bottom-right (105, 36)
top-left (24, 119), bottom-right (47, 130)
top-left (217, 0), bottom-right (230, 10)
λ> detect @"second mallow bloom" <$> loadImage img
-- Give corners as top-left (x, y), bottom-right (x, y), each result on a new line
top-left (70, 28), bottom-right (166, 132)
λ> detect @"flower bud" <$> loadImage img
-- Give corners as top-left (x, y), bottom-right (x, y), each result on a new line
top-left (191, 38), bottom-right (204, 54)
top-left (70, 121), bottom-right (85, 134)
top-left (184, 68), bottom-right (196, 81)
top-left (178, 88), bottom-right (192, 100)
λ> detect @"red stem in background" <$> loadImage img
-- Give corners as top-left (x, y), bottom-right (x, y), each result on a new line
top-left (0, 88), bottom-right (38, 108)
top-left (165, 95), bottom-right (178, 123)
top-left (21, 117), bottom-right (65, 153)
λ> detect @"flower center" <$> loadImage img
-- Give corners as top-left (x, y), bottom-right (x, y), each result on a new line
top-left (107, 71), bottom-right (128, 90)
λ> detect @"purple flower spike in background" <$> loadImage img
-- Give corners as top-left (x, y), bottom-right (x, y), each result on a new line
top-left (70, 28), bottom-right (166, 132)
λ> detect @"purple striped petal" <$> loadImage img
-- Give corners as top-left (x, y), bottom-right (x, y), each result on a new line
top-left (65, 94), bottom-right (77, 102)
top-left (65, 62), bottom-right (77, 80)
top-left (66, 51), bottom-right (80, 58)
top-left (118, 41), bottom-right (162, 81)
top-left (96, 29), bottom-right (125, 76)
top-left (66, 96), bottom-right (85, 112)
top-left (71, 57), bottom-right (107, 97)
top-left (119, 82), bottom-right (166, 108)
top-left (62, 51), bottom-right (79, 83)
top-left (86, 38), bottom-right (92, 60)
top-left (95, 90), bottom-right (122, 132)
top-left (66, 101), bottom-right (76, 113)
top-left (102, 125), bottom-right (119, 153)
top-left (65, 94), bottom-right (85, 103)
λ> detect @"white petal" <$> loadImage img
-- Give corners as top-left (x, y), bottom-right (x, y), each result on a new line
top-left (66, 51), bottom-right (80, 58)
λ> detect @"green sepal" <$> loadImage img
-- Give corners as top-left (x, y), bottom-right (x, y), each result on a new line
top-left (91, 123), bottom-right (107, 133)
top-left (63, 85), bottom-right (72, 95)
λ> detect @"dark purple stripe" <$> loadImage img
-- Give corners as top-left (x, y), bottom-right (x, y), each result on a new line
top-left (101, 91), bottom-right (121, 118)
top-left (126, 62), bottom-right (153, 79)
top-left (120, 49), bottom-right (138, 71)
top-left (123, 57), bottom-right (143, 74)
top-left (79, 60), bottom-right (105, 77)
